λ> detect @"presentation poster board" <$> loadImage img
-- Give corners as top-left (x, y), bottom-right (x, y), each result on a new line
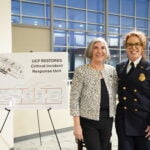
top-left (0, 52), bottom-right (68, 109)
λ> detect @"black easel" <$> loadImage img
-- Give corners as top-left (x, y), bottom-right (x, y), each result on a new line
top-left (47, 108), bottom-right (62, 150)
top-left (0, 108), bottom-right (11, 133)
top-left (36, 108), bottom-right (62, 150)
top-left (36, 109), bottom-right (42, 146)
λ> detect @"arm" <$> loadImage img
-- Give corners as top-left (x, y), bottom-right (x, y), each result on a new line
top-left (73, 116), bottom-right (83, 141)
top-left (70, 67), bottom-right (84, 140)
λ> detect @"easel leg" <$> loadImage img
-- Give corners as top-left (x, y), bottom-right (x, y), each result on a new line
top-left (36, 109), bottom-right (42, 146)
top-left (47, 108), bottom-right (62, 150)
top-left (0, 108), bottom-right (11, 133)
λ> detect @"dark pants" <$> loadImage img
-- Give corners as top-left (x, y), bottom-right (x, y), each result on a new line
top-left (115, 117), bottom-right (150, 150)
top-left (80, 110), bottom-right (113, 150)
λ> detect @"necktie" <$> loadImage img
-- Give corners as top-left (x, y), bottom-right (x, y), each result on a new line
top-left (128, 62), bottom-right (135, 75)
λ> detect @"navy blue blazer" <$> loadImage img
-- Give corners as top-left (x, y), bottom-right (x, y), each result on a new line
top-left (116, 58), bottom-right (150, 136)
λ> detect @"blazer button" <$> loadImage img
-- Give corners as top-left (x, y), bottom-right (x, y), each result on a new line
top-left (134, 89), bottom-right (138, 92)
top-left (124, 106), bottom-right (127, 110)
top-left (134, 108), bottom-right (138, 111)
top-left (134, 98), bottom-right (138, 102)
top-left (123, 86), bottom-right (126, 90)
top-left (123, 97), bottom-right (127, 100)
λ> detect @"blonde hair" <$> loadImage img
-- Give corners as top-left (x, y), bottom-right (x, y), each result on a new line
top-left (85, 37), bottom-right (110, 60)
top-left (124, 30), bottom-right (147, 49)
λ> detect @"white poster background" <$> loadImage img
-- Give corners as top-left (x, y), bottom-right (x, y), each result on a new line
top-left (0, 52), bottom-right (68, 109)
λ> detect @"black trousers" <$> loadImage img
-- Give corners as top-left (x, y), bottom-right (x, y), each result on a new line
top-left (80, 110), bottom-right (113, 150)
top-left (115, 117), bottom-right (150, 150)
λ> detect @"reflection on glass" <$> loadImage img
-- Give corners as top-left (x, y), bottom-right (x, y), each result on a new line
top-left (12, 1), bottom-right (20, 14)
top-left (136, 19), bottom-right (148, 29)
top-left (108, 27), bottom-right (119, 34)
top-left (68, 32), bottom-right (85, 46)
top-left (108, 36), bottom-right (119, 48)
top-left (22, 2), bottom-right (44, 17)
top-left (68, 22), bottom-right (85, 30)
top-left (54, 30), bottom-right (66, 46)
top-left (136, 0), bottom-right (148, 18)
top-left (87, 0), bottom-right (103, 11)
top-left (121, 17), bottom-right (134, 27)
top-left (108, 0), bottom-right (119, 13)
top-left (54, 21), bottom-right (66, 29)
top-left (12, 16), bottom-right (20, 23)
top-left (54, 7), bottom-right (66, 19)
top-left (108, 50), bottom-right (120, 66)
top-left (87, 12), bottom-right (103, 24)
top-left (54, 47), bottom-right (66, 52)
top-left (109, 15), bottom-right (119, 26)
top-left (121, 0), bottom-right (134, 16)
top-left (68, 48), bottom-right (85, 72)
top-left (86, 34), bottom-right (103, 46)
top-left (53, 0), bottom-right (66, 5)
top-left (68, 0), bottom-right (85, 9)
top-left (68, 9), bottom-right (85, 22)
top-left (121, 50), bottom-right (127, 62)
top-left (87, 24), bottom-right (103, 32)
top-left (25, 0), bottom-right (44, 2)
top-left (22, 17), bottom-right (45, 26)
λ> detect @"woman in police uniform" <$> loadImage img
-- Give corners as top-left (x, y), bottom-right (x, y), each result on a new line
top-left (116, 30), bottom-right (150, 150)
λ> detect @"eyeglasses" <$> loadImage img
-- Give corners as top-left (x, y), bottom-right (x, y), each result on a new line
top-left (126, 42), bottom-right (142, 48)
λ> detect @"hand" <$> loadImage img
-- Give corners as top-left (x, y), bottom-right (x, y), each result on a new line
top-left (73, 125), bottom-right (83, 141)
top-left (145, 125), bottom-right (150, 140)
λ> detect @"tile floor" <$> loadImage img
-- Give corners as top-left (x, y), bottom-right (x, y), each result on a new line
top-left (14, 124), bottom-right (118, 150)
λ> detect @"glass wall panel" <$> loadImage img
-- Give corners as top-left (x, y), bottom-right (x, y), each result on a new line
top-left (68, 9), bottom-right (85, 22)
top-left (108, 0), bottom-right (119, 13)
top-left (68, 48), bottom-right (85, 71)
top-left (22, 17), bottom-right (45, 26)
top-left (121, 0), bottom-right (134, 16)
top-left (54, 7), bottom-right (66, 19)
top-left (87, 0), bottom-right (103, 11)
top-left (87, 12), bottom-right (103, 24)
top-left (54, 30), bottom-right (66, 46)
top-left (25, 0), bottom-right (44, 2)
top-left (46, 0), bottom-right (50, 4)
top-left (121, 28), bottom-right (133, 35)
top-left (54, 47), bottom-right (66, 52)
top-left (12, 0), bottom-right (20, 14)
top-left (136, 0), bottom-right (148, 18)
top-left (108, 50), bottom-right (120, 66)
top-left (53, 0), bottom-right (66, 6)
top-left (68, 32), bottom-right (85, 47)
top-left (12, 16), bottom-right (20, 23)
top-left (68, 0), bottom-right (85, 9)
top-left (46, 6), bottom-right (50, 18)
top-left (136, 19), bottom-right (148, 29)
top-left (54, 21), bottom-right (66, 29)
top-left (22, 2), bottom-right (44, 17)
top-left (109, 15), bottom-right (119, 26)
top-left (86, 33), bottom-right (103, 46)
top-left (87, 24), bottom-right (104, 32)
top-left (108, 36), bottom-right (119, 48)
top-left (121, 17), bottom-right (134, 27)
top-left (68, 22), bottom-right (85, 30)
top-left (121, 50), bottom-right (127, 61)
top-left (108, 27), bottom-right (119, 34)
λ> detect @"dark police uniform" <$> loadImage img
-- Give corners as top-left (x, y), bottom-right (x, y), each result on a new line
top-left (115, 58), bottom-right (150, 150)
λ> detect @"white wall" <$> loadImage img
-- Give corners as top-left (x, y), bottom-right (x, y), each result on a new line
top-left (0, 0), bottom-right (14, 149)
top-left (0, 0), bottom-right (12, 53)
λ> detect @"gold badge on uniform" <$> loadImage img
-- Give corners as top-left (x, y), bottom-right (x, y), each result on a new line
top-left (138, 73), bottom-right (146, 81)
